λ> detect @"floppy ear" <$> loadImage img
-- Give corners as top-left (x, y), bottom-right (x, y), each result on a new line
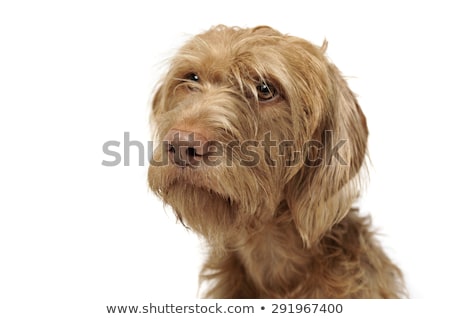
top-left (285, 63), bottom-right (368, 248)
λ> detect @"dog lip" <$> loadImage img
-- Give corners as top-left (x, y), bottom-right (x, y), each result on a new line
top-left (160, 165), bottom-right (239, 206)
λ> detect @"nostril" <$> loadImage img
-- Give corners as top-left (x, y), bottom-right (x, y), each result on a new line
top-left (186, 147), bottom-right (197, 158)
top-left (163, 129), bottom-right (210, 167)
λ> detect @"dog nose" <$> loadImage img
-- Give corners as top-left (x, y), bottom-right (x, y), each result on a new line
top-left (163, 129), bottom-right (209, 167)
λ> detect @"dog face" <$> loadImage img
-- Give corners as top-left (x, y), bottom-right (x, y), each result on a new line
top-left (148, 25), bottom-right (368, 247)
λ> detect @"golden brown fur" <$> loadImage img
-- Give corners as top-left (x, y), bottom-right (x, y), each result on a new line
top-left (148, 25), bottom-right (405, 298)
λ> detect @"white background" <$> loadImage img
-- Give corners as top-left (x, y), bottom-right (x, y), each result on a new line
top-left (1, 0), bottom-right (449, 317)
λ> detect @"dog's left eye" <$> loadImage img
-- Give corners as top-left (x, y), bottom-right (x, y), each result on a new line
top-left (256, 83), bottom-right (277, 101)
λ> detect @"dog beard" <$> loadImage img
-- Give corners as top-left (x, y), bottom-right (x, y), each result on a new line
top-left (148, 144), bottom-right (283, 242)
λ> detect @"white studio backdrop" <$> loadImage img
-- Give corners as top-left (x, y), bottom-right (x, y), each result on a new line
top-left (1, 0), bottom-right (448, 317)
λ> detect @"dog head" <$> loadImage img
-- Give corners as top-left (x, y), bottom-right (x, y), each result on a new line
top-left (148, 25), bottom-right (368, 247)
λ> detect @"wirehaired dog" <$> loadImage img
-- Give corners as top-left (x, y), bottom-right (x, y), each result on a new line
top-left (148, 25), bottom-right (405, 298)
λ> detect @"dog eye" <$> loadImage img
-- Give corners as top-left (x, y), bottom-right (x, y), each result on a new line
top-left (256, 83), bottom-right (277, 101)
top-left (186, 73), bottom-right (200, 82)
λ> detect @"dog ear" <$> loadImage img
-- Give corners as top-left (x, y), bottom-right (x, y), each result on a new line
top-left (285, 63), bottom-right (368, 248)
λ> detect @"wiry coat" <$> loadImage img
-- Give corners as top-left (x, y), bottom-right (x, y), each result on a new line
top-left (148, 25), bottom-right (405, 298)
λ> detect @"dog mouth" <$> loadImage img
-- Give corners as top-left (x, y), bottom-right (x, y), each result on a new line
top-left (148, 153), bottom-right (239, 203)
top-left (148, 142), bottom-right (267, 217)
top-left (173, 168), bottom-right (238, 205)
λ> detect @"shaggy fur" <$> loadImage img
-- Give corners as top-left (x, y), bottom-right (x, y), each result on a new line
top-left (148, 25), bottom-right (405, 298)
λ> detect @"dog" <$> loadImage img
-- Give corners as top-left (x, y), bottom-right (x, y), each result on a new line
top-left (148, 25), bottom-right (406, 298)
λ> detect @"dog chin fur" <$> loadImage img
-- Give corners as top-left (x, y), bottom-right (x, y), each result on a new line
top-left (148, 25), bottom-right (406, 298)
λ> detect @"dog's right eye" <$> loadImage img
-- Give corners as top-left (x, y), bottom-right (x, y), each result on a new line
top-left (186, 73), bottom-right (200, 82)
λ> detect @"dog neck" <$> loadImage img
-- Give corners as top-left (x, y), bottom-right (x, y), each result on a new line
top-left (229, 201), bottom-right (311, 296)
